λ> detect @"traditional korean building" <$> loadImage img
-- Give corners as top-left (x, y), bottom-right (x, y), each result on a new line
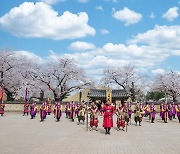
top-left (87, 89), bottom-right (129, 104)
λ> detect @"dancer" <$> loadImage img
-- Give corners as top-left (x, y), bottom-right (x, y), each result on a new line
top-left (23, 101), bottom-right (29, 116)
top-left (70, 101), bottom-right (76, 122)
top-left (172, 102), bottom-right (176, 119)
top-left (30, 103), bottom-right (36, 119)
top-left (134, 103), bottom-right (145, 126)
top-left (176, 104), bottom-right (180, 123)
top-left (127, 102), bottom-right (132, 125)
top-left (103, 99), bottom-right (114, 135)
top-left (89, 102), bottom-right (99, 131)
top-left (149, 103), bottom-right (156, 123)
top-left (54, 102), bottom-right (62, 122)
top-left (162, 102), bottom-right (169, 123)
top-left (40, 103), bottom-right (46, 122)
top-left (0, 101), bottom-right (5, 116)
top-left (47, 102), bottom-right (52, 115)
top-left (116, 104), bottom-right (125, 131)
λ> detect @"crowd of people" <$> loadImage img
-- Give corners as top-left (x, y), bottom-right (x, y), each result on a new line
top-left (1, 99), bottom-right (180, 135)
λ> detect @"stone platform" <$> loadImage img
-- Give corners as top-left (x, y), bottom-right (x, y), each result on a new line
top-left (0, 112), bottom-right (180, 154)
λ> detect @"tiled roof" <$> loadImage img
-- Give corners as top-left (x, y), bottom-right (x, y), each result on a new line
top-left (88, 89), bottom-right (106, 98)
top-left (112, 90), bottom-right (128, 98)
top-left (87, 89), bottom-right (128, 98)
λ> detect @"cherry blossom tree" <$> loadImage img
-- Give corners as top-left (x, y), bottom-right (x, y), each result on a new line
top-left (152, 71), bottom-right (180, 102)
top-left (26, 57), bottom-right (93, 101)
top-left (102, 65), bottom-right (146, 101)
top-left (0, 49), bottom-right (25, 100)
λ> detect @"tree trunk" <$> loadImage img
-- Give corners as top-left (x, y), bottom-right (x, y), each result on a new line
top-left (39, 90), bottom-right (44, 101)
top-left (53, 90), bottom-right (67, 102)
top-left (173, 95), bottom-right (177, 102)
top-left (130, 82), bottom-right (135, 102)
top-left (53, 91), bottom-right (60, 101)
top-left (4, 88), bottom-right (14, 101)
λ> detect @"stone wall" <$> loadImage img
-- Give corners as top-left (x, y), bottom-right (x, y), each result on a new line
top-left (3, 103), bottom-right (161, 113)
top-left (4, 104), bottom-right (67, 112)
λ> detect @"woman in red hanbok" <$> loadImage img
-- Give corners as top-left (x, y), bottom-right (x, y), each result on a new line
top-left (103, 100), bottom-right (114, 135)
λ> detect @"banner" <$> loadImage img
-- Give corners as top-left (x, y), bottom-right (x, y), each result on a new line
top-left (25, 88), bottom-right (28, 102)
top-left (106, 89), bottom-right (112, 103)
top-left (0, 86), bottom-right (4, 101)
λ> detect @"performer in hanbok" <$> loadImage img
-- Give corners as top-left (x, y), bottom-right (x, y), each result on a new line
top-left (47, 102), bottom-right (52, 115)
top-left (43, 102), bottom-right (48, 119)
top-left (161, 102), bottom-right (169, 123)
top-left (172, 102), bottom-right (176, 119)
top-left (116, 104), bottom-right (125, 131)
top-left (23, 102), bottom-right (29, 116)
top-left (168, 103), bottom-right (173, 120)
top-left (127, 102), bottom-right (132, 124)
top-left (75, 103), bottom-right (80, 117)
top-left (23, 88), bottom-right (29, 116)
top-left (160, 103), bottom-right (163, 120)
top-left (30, 103), bottom-right (36, 119)
top-left (70, 101), bottom-right (76, 122)
top-left (176, 104), bottom-right (180, 123)
top-left (40, 103), bottom-right (46, 122)
top-left (134, 103), bottom-right (145, 126)
top-left (89, 102), bottom-right (99, 131)
top-left (54, 102), bottom-right (62, 122)
top-left (65, 103), bottom-right (69, 118)
top-left (34, 102), bottom-right (38, 116)
top-left (124, 103), bottom-right (130, 126)
top-left (149, 103), bottom-right (156, 123)
top-left (103, 100), bottom-right (114, 135)
top-left (0, 101), bottom-right (5, 116)
top-left (143, 102), bottom-right (149, 117)
top-left (77, 103), bottom-right (86, 125)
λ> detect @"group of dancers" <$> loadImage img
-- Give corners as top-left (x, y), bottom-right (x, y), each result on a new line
top-left (159, 102), bottom-right (180, 123)
top-left (23, 101), bottom-right (62, 122)
top-left (1, 99), bottom-right (180, 135)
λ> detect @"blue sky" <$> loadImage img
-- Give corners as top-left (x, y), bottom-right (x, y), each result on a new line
top-left (0, 0), bottom-right (180, 80)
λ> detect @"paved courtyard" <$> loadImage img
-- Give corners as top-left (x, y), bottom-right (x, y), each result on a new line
top-left (0, 112), bottom-right (180, 154)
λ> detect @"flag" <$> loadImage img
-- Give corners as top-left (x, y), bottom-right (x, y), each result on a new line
top-left (0, 86), bottom-right (4, 101)
top-left (25, 88), bottom-right (28, 102)
top-left (164, 86), bottom-right (167, 103)
top-left (48, 87), bottom-right (51, 102)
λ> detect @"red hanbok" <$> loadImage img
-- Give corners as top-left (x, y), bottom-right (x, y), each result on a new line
top-left (24, 103), bottom-right (29, 113)
top-left (0, 103), bottom-right (5, 115)
top-left (103, 104), bottom-right (114, 128)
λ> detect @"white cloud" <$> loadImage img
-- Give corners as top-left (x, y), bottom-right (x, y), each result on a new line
top-left (62, 25), bottom-right (180, 79)
top-left (9, 25), bottom-right (180, 81)
top-left (39, 0), bottom-right (66, 5)
top-left (162, 6), bottom-right (179, 21)
top-left (128, 25), bottom-right (180, 50)
top-left (113, 7), bottom-right (142, 26)
top-left (14, 24), bottom-right (180, 81)
top-left (77, 0), bottom-right (89, 3)
top-left (68, 41), bottom-right (96, 51)
top-left (152, 68), bottom-right (165, 74)
top-left (150, 12), bottom-right (155, 19)
top-left (100, 29), bottom-right (109, 35)
top-left (96, 6), bottom-right (104, 11)
top-left (0, 2), bottom-right (95, 40)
